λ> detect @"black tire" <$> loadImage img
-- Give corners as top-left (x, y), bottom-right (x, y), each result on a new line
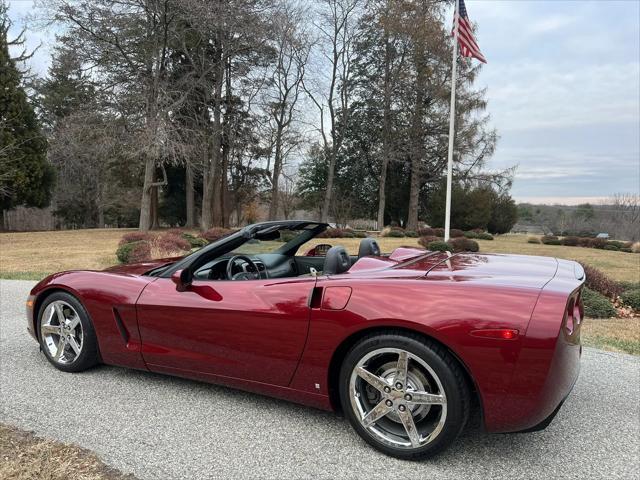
top-left (339, 331), bottom-right (470, 460)
top-left (37, 291), bottom-right (100, 373)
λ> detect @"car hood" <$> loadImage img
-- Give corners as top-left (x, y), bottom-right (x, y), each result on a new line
top-left (102, 257), bottom-right (183, 276)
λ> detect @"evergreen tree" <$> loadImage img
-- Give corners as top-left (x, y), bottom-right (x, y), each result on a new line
top-left (0, 5), bottom-right (54, 211)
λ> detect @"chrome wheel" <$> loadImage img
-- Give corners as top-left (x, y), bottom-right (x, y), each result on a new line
top-left (349, 347), bottom-right (447, 449)
top-left (40, 300), bottom-right (83, 365)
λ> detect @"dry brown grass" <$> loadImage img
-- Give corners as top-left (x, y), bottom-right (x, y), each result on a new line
top-left (0, 424), bottom-right (135, 480)
top-left (581, 317), bottom-right (640, 355)
top-left (1, 230), bottom-right (638, 283)
top-left (0, 229), bottom-right (133, 277)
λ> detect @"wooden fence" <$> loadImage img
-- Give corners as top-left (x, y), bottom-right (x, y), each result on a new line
top-left (2, 206), bottom-right (56, 231)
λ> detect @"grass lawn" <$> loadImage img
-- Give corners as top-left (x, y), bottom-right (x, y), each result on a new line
top-left (1, 229), bottom-right (638, 354)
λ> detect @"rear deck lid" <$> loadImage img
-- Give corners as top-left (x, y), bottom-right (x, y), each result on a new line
top-left (422, 253), bottom-right (559, 289)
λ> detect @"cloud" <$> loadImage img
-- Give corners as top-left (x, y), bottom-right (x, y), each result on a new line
top-left (526, 15), bottom-right (576, 35)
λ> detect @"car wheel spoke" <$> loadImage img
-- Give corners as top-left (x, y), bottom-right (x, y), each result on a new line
top-left (67, 316), bottom-right (80, 330)
top-left (68, 336), bottom-right (81, 356)
top-left (41, 324), bottom-right (62, 336)
top-left (394, 350), bottom-right (409, 387)
top-left (407, 390), bottom-right (446, 405)
top-left (54, 338), bottom-right (67, 361)
top-left (362, 399), bottom-right (393, 427)
top-left (355, 366), bottom-right (388, 393)
top-left (54, 303), bottom-right (66, 323)
top-left (398, 408), bottom-right (421, 447)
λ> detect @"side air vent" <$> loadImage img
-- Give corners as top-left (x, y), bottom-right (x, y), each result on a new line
top-left (112, 307), bottom-right (130, 344)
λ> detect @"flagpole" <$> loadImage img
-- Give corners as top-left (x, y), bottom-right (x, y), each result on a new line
top-left (444, 0), bottom-right (459, 242)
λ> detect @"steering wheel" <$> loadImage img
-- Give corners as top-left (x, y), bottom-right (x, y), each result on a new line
top-left (226, 255), bottom-right (260, 281)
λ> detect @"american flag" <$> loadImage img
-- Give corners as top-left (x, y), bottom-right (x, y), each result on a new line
top-left (453, 0), bottom-right (487, 64)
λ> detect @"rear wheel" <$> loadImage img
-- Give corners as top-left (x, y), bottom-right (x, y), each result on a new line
top-left (38, 292), bottom-right (99, 373)
top-left (339, 332), bottom-right (470, 459)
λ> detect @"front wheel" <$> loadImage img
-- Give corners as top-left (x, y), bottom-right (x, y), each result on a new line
top-left (339, 332), bottom-right (470, 460)
top-left (37, 292), bottom-right (99, 373)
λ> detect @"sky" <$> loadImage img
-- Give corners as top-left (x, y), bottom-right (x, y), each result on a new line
top-left (7, 0), bottom-right (640, 206)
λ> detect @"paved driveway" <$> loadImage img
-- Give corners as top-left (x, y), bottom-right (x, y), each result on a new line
top-left (1, 280), bottom-right (638, 479)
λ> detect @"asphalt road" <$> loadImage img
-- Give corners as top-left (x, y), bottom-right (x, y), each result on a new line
top-left (1, 280), bottom-right (639, 479)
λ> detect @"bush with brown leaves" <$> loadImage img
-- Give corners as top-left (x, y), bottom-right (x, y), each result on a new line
top-left (582, 264), bottom-right (624, 299)
top-left (200, 227), bottom-right (234, 243)
top-left (118, 232), bottom-right (153, 246)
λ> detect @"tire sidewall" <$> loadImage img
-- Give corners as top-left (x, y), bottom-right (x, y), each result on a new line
top-left (339, 333), bottom-right (468, 460)
top-left (37, 291), bottom-right (99, 373)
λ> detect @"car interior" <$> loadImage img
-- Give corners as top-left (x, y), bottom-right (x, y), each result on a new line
top-left (185, 227), bottom-right (382, 281)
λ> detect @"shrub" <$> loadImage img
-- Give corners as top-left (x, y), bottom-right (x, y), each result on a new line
top-left (476, 232), bottom-right (494, 240)
top-left (404, 230), bottom-right (418, 238)
top-left (351, 230), bottom-right (367, 238)
top-left (527, 236), bottom-right (541, 244)
top-left (155, 233), bottom-right (191, 253)
top-left (433, 228), bottom-right (445, 237)
top-left (583, 264), bottom-right (624, 299)
top-left (386, 229), bottom-right (405, 238)
top-left (463, 231), bottom-right (478, 239)
top-left (279, 230), bottom-right (297, 242)
top-left (577, 237), bottom-right (592, 247)
top-left (541, 235), bottom-right (559, 245)
top-left (449, 229), bottom-right (465, 238)
top-left (200, 228), bottom-right (233, 243)
top-left (588, 238), bottom-right (607, 249)
top-left (620, 289), bottom-right (640, 310)
top-left (447, 237), bottom-right (480, 253)
top-left (417, 227), bottom-right (436, 237)
top-left (606, 240), bottom-right (627, 249)
top-left (633, 242), bottom-right (640, 253)
top-left (418, 235), bottom-right (440, 248)
top-left (427, 240), bottom-right (450, 252)
top-left (582, 288), bottom-right (617, 318)
top-left (342, 230), bottom-right (356, 238)
top-left (116, 241), bottom-right (151, 264)
top-left (182, 233), bottom-right (208, 248)
top-left (621, 247), bottom-right (632, 253)
top-left (604, 245), bottom-right (619, 251)
top-left (561, 236), bottom-right (580, 246)
top-left (118, 231), bottom-right (152, 246)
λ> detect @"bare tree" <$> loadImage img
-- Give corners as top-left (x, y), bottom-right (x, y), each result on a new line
top-left (265, 1), bottom-right (309, 220)
top-left (304, 0), bottom-right (361, 222)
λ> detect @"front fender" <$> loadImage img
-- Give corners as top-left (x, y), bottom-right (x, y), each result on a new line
top-left (28, 270), bottom-right (154, 370)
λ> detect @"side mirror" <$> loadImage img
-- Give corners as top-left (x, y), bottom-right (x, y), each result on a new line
top-left (171, 269), bottom-right (192, 292)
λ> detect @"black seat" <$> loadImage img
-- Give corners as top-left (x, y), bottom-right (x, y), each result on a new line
top-left (358, 238), bottom-right (381, 258)
top-left (323, 246), bottom-right (351, 275)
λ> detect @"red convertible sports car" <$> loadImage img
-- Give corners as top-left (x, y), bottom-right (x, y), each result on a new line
top-left (26, 220), bottom-right (584, 459)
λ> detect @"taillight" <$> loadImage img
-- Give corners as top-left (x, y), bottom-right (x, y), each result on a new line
top-left (566, 293), bottom-right (582, 335)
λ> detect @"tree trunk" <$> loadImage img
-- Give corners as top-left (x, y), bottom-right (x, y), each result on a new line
top-left (97, 182), bottom-right (105, 228)
top-left (377, 27), bottom-right (393, 230)
top-left (185, 163), bottom-right (195, 228)
top-left (202, 38), bottom-right (225, 230)
top-left (268, 123), bottom-right (284, 220)
top-left (321, 148), bottom-right (337, 223)
top-left (407, 43), bottom-right (426, 232)
top-left (150, 182), bottom-right (159, 230)
top-left (138, 156), bottom-right (155, 231)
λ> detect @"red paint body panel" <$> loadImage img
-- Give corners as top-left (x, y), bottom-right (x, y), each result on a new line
top-left (321, 287), bottom-right (353, 310)
top-left (27, 250), bottom-right (583, 433)
top-left (135, 277), bottom-right (316, 386)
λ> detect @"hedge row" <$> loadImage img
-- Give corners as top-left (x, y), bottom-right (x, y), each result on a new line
top-left (381, 226), bottom-right (493, 240)
top-left (528, 235), bottom-right (638, 253)
top-left (579, 264), bottom-right (640, 317)
top-left (417, 236), bottom-right (480, 253)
